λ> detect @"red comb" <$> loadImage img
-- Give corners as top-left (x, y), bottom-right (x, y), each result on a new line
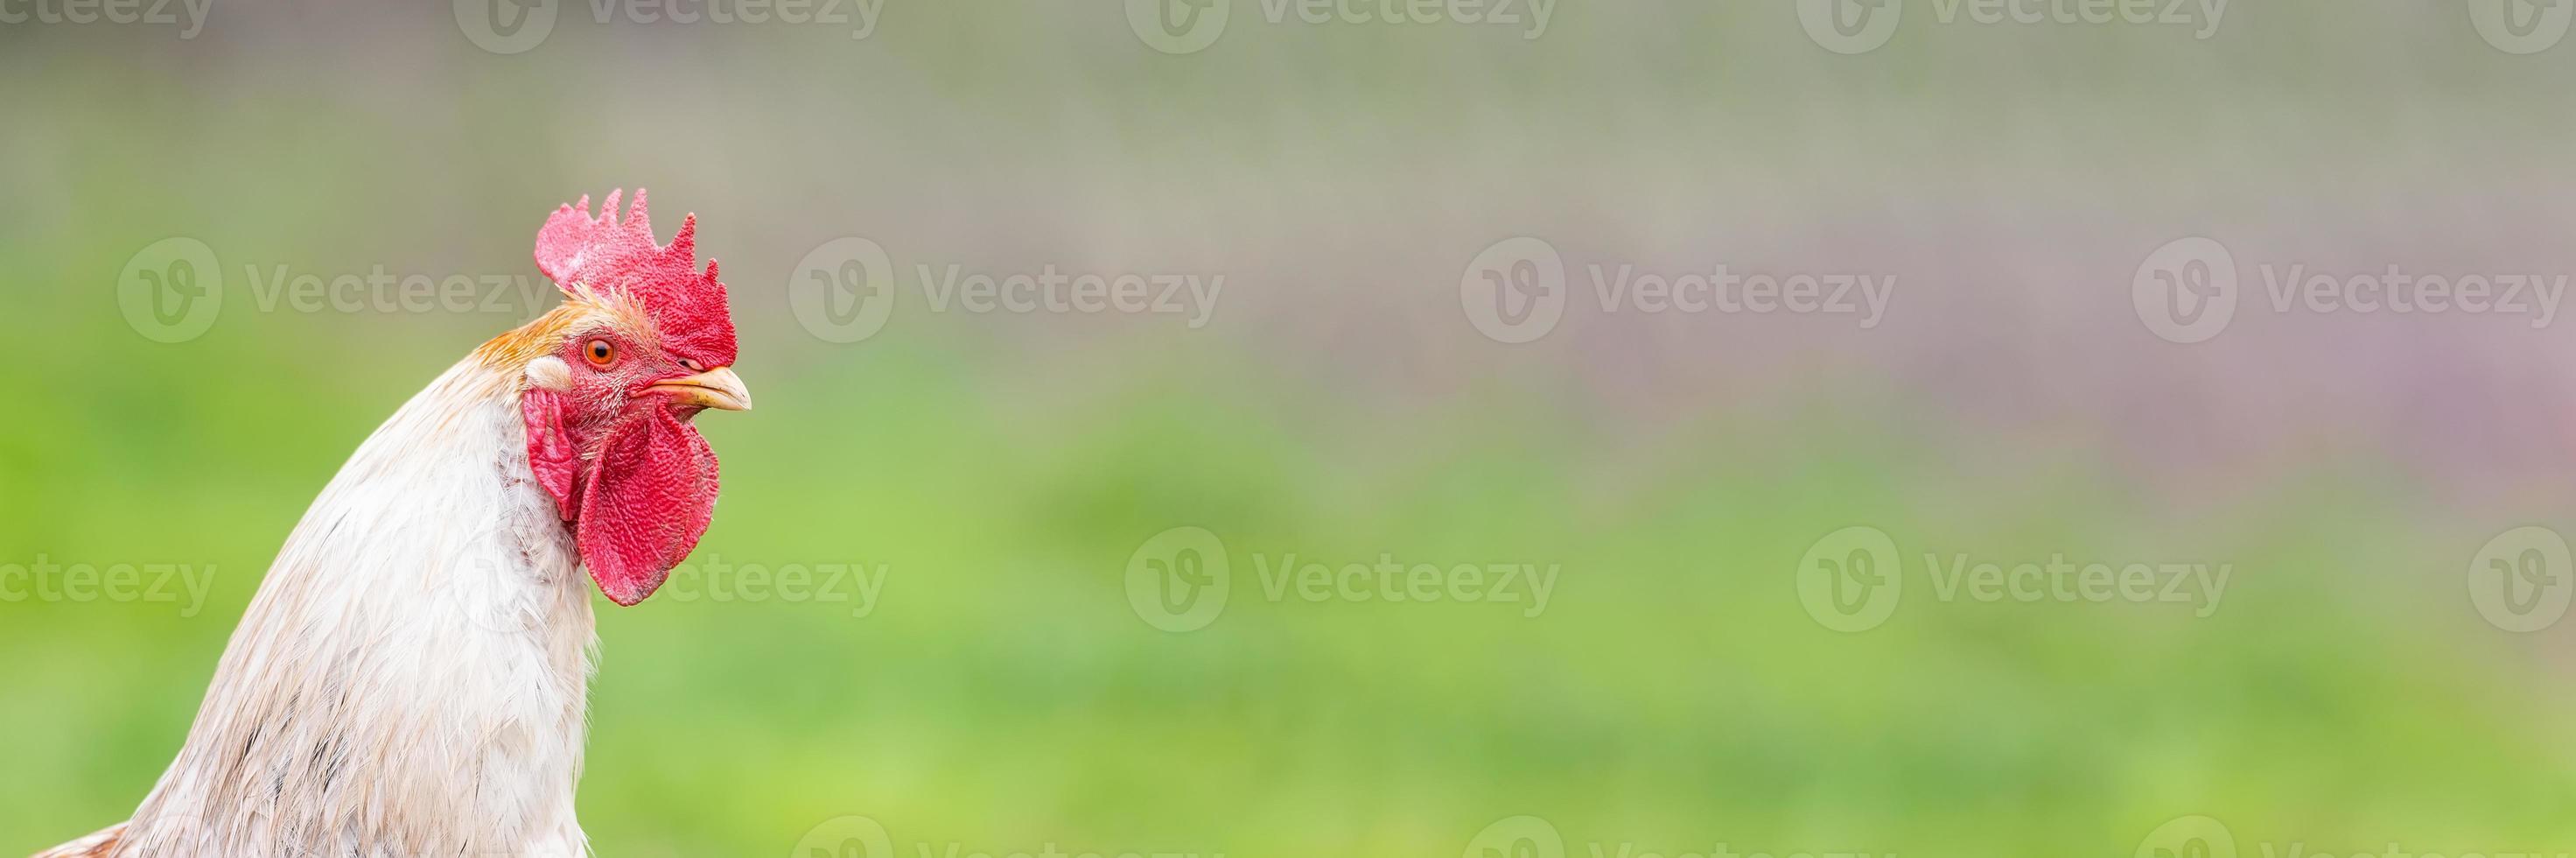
top-left (534, 189), bottom-right (738, 367)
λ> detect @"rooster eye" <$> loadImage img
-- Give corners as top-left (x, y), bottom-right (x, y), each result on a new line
top-left (584, 340), bottom-right (617, 368)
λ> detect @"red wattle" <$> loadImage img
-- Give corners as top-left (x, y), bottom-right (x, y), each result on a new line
top-left (572, 408), bottom-right (720, 606)
top-left (522, 388), bottom-right (583, 521)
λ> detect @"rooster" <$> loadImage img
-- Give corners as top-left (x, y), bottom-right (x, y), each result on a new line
top-left (38, 190), bottom-right (751, 858)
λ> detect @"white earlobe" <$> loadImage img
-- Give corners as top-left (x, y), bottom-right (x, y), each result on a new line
top-left (525, 356), bottom-right (573, 392)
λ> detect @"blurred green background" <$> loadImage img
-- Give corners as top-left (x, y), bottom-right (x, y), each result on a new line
top-left (10, 2), bottom-right (2576, 855)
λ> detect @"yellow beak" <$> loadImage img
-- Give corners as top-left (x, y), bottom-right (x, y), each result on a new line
top-left (648, 367), bottom-right (753, 411)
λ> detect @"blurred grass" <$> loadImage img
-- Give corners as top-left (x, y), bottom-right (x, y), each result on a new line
top-left (9, 283), bottom-right (2576, 854)
top-left (10, 2), bottom-right (2576, 856)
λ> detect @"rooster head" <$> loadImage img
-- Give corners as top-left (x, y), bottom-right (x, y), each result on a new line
top-left (499, 189), bottom-right (749, 607)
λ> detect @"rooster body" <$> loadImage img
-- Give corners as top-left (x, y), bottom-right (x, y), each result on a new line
top-left (65, 360), bottom-right (598, 856)
top-left (41, 191), bottom-right (746, 858)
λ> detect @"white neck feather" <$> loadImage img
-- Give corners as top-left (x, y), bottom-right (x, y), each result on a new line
top-left (114, 357), bottom-right (598, 857)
